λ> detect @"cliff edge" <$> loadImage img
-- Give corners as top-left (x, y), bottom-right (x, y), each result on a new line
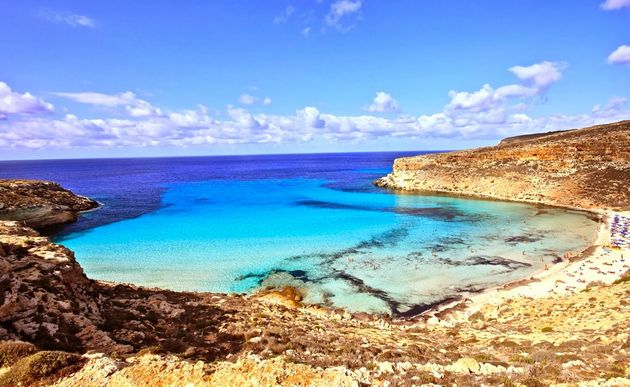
top-left (375, 120), bottom-right (630, 211)
top-left (0, 180), bottom-right (98, 229)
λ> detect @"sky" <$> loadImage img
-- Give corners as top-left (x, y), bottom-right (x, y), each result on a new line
top-left (0, 0), bottom-right (629, 160)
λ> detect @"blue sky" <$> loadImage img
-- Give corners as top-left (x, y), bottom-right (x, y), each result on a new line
top-left (1, 0), bottom-right (629, 160)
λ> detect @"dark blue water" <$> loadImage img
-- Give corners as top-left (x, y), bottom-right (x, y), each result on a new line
top-left (0, 152), bottom-right (419, 237)
top-left (0, 152), bottom-right (599, 315)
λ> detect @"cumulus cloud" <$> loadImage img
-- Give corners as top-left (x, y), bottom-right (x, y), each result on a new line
top-left (326, 0), bottom-right (362, 30)
top-left (273, 5), bottom-right (295, 24)
top-left (608, 45), bottom-right (630, 65)
top-left (438, 61), bottom-right (572, 138)
top-left (447, 61), bottom-right (566, 116)
top-left (39, 9), bottom-right (95, 28)
top-left (509, 61), bottom-right (566, 90)
top-left (1, 71), bottom-right (628, 151)
top-left (364, 92), bottom-right (401, 113)
top-left (601, 0), bottom-right (630, 10)
top-left (0, 82), bottom-right (54, 119)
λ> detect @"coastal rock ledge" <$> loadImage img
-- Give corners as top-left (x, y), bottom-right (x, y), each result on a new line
top-left (375, 120), bottom-right (630, 211)
top-left (0, 180), bottom-right (98, 229)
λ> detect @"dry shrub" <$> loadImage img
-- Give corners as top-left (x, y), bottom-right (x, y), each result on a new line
top-left (0, 351), bottom-right (83, 387)
top-left (586, 280), bottom-right (605, 289)
top-left (531, 350), bottom-right (555, 363)
top-left (0, 341), bottom-right (38, 367)
top-left (613, 270), bottom-right (630, 285)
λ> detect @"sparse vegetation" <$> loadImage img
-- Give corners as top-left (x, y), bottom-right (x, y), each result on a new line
top-left (0, 351), bottom-right (83, 387)
top-left (0, 341), bottom-right (38, 367)
top-left (613, 270), bottom-right (630, 285)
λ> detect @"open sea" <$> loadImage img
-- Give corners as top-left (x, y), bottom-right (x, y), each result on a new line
top-left (0, 152), bottom-right (599, 315)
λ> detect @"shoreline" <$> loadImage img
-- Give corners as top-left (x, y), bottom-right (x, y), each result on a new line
top-left (430, 210), bottom-right (629, 323)
top-left (50, 186), bottom-right (610, 321)
top-left (375, 183), bottom-right (612, 220)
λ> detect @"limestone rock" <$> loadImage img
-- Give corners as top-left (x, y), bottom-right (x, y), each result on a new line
top-left (375, 120), bottom-right (630, 211)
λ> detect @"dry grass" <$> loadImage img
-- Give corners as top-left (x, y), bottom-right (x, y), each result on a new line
top-left (0, 351), bottom-right (83, 387)
top-left (0, 341), bottom-right (38, 367)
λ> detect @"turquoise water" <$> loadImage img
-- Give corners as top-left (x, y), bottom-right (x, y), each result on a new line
top-left (1, 153), bottom-right (598, 315)
top-left (58, 176), bottom-right (598, 315)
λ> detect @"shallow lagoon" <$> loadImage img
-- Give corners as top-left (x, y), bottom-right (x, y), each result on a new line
top-left (60, 175), bottom-right (597, 315)
top-left (0, 153), bottom-right (599, 315)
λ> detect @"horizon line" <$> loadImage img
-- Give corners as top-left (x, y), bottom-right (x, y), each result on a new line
top-left (0, 149), bottom-right (454, 163)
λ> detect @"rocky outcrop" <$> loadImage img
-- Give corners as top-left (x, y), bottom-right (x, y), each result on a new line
top-left (0, 180), bottom-right (98, 229)
top-left (375, 120), bottom-right (630, 211)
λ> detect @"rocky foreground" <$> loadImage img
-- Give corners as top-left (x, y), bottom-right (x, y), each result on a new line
top-left (375, 120), bottom-right (630, 211)
top-left (1, 123), bottom-right (630, 386)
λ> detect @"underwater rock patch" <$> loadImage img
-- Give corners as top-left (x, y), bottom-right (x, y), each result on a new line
top-left (439, 255), bottom-right (531, 270)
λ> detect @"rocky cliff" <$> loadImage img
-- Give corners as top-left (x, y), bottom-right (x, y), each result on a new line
top-left (0, 180), bottom-right (98, 229)
top-left (1, 177), bottom-right (629, 385)
top-left (375, 120), bottom-right (630, 211)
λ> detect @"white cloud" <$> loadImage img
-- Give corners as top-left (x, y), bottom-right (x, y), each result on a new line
top-left (1, 71), bottom-right (628, 151)
top-left (364, 92), bottom-right (401, 113)
top-left (273, 5), bottom-right (295, 24)
top-left (509, 61), bottom-right (566, 90)
top-left (592, 96), bottom-right (627, 117)
top-left (301, 27), bottom-right (312, 37)
top-left (447, 61), bottom-right (566, 116)
top-left (494, 84), bottom-right (536, 99)
top-left (238, 93), bottom-right (258, 105)
top-left (238, 93), bottom-right (272, 106)
top-left (126, 100), bottom-right (162, 117)
top-left (39, 9), bottom-right (95, 28)
top-left (601, 0), bottom-right (630, 10)
top-left (608, 45), bottom-right (630, 65)
top-left (0, 82), bottom-right (54, 119)
top-left (448, 84), bottom-right (496, 112)
top-left (326, 0), bottom-right (362, 30)
top-left (54, 91), bottom-right (136, 106)
top-left (1, 97), bottom-right (628, 150)
top-left (54, 91), bottom-right (162, 117)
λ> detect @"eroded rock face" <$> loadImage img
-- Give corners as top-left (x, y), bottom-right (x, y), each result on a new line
top-left (0, 221), bottom-right (124, 353)
top-left (375, 120), bottom-right (630, 211)
top-left (0, 180), bottom-right (98, 229)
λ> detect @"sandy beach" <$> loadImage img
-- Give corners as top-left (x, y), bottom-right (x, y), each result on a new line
top-left (438, 210), bottom-right (630, 323)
